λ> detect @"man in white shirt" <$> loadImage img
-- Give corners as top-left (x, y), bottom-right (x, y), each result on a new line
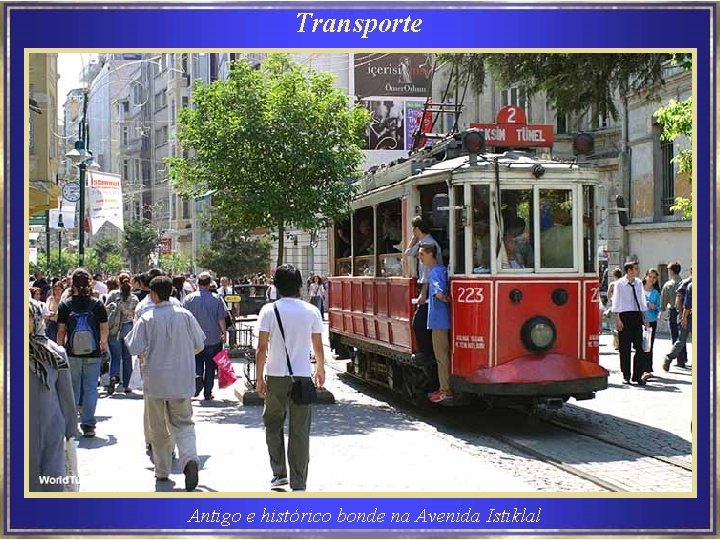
top-left (611, 261), bottom-right (649, 385)
top-left (255, 265), bottom-right (325, 492)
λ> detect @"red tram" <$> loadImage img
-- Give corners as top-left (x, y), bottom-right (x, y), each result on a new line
top-left (327, 132), bottom-right (608, 407)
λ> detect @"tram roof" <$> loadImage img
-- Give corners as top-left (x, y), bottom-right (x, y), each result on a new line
top-left (355, 150), bottom-right (599, 197)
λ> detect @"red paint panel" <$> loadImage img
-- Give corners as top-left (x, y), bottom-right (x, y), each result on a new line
top-left (388, 279), bottom-right (414, 321)
top-left (363, 280), bottom-right (375, 313)
top-left (451, 280), bottom-right (493, 377)
top-left (328, 311), bottom-right (343, 329)
top-left (342, 313), bottom-right (353, 333)
top-left (351, 281), bottom-right (364, 312)
top-left (342, 280), bottom-right (352, 311)
top-left (376, 281), bottom-right (389, 317)
top-left (467, 354), bottom-right (608, 384)
top-left (584, 280), bottom-right (601, 362)
top-left (376, 319), bottom-right (391, 342)
top-left (352, 315), bottom-right (365, 336)
top-left (496, 281), bottom-right (581, 365)
top-left (365, 317), bottom-right (378, 339)
top-left (389, 320), bottom-right (413, 350)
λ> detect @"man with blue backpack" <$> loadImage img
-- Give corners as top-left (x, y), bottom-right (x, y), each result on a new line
top-left (56, 268), bottom-right (109, 438)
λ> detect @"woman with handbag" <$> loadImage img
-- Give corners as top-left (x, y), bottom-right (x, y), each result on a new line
top-left (640, 268), bottom-right (661, 381)
top-left (105, 272), bottom-right (138, 394)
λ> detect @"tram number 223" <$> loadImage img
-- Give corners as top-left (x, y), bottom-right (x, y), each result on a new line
top-left (456, 287), bottom-right (485, 303)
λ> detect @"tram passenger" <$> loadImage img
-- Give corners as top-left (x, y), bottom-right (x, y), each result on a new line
top-left (472, 219), bottom-right (490, 273)
top-left (418, 243), bottom-right (453, 403)
top-left (405, 216), bottom-right (443, 362)
top-left (354, 217), bottom-right (374, 256)
top-left (611, 261), bottom-right (649, 385)
top-left (540, 204), bottom-right (573, 268)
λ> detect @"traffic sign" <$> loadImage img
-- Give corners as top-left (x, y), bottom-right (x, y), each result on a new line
top-left (29, 213), bottom-right (47, 226)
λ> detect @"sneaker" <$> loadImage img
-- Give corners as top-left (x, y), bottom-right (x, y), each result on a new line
top-left (641, 372), bottom-right (652, 382)
top-left (203, 394), bottom-right (215, 401)
top-left (662, 356), bottom-right (671, 372)
top-left (428, 390), bottom-right (453, 403)
top-left (194, 377), bottom-right (203, 398)
top-left (184, 460), bottom-right (199, 492)
top-left (81, 424), bottom-right (96, 438)
top-left (124, 388), bottom-right (133, 394)
top-left (622, 379), bottom-right (631, 384)
top-left (108, 375), bottom-right (119, 395)
top-left (270, 475), bottom-right (289, 489)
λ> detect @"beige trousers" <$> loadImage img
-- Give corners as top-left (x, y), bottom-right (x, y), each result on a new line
top-left (145, 397), bottom-right (197, 478)
top-left (432, 329), bottom-right (451, 393)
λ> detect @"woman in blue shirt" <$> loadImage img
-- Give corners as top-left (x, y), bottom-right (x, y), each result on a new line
top-left (641, 268), bottom-right (661, 379)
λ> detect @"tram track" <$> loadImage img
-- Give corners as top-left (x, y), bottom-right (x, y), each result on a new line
top-left (336, 368), bottom-right (692, 493)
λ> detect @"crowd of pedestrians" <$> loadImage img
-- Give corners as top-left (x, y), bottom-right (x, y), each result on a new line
top-left (28, 264), bottom-right (326, 493)
top-left (607, 259), bottom-right (692, 386)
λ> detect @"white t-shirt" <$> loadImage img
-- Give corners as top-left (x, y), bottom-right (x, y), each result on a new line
top-left (256, 297), bottom-right (322, 377)
top-left (93, 281), bottom-right (109, 295)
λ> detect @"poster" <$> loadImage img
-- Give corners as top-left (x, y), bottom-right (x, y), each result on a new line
top-left (87, 170), bottom-right (124, 234)
top-left (354, 53), bottom-right (433, 99)
top-left (364, 99), bottom-right (405, 150)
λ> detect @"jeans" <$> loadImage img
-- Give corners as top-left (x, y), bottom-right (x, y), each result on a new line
top-left (46, 320), bottom-right (58, 343)
top-left (412, 303), bottom-right (434, 360)
top-left (668, 308), bottom-right (687, 365)
top-left (195, 342), bottom-right (223, 399)
top-left (667, 323), bottom-right (691, 362)
top-left (263, 376), bottom-right (312, 491)
top-left (108, 321), bottom-right (133, 387)
top-left (68, 356), bottom-right (101, 427)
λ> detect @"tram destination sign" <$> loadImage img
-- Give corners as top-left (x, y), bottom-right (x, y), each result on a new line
top-left (470, 105), bottom-right (554, 148)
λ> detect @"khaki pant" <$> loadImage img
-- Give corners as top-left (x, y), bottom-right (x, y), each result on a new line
top-left (144, 392), bottom-right (175, 451)
top-left (145, 397), bottom-right (197, 479)
top-left (432, 329), bottom-right (451, 393)
top-left (263, 376), bottom-right (312, 491)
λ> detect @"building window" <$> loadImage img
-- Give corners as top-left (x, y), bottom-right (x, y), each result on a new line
top-left (170, 98), bottom-right (176, 125)
top-left (154, 91), bottom-right (167, 110)
top-left (121, 125), bottom-right (129, 146)
top-left (181, 96), bottom-right (189, 109)
top-left (155, 125), bottom-right (168, 146)
top-left (182, 197), bottom-right (191, 219)
top-left (501, 86), bottom-right (529, 116)
top-left (134, 159), bottom-right (141, 185)
top-left (556, 111), bottom-right (568, 135)
top-left (661, 140), bottom-right (675, 215)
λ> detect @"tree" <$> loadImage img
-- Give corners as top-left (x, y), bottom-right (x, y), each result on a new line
top-left (436, 53), bottom-right (683, 123)
top-left (122, 219), bottom-right (158, 272)
top-left (159, 252), bottom-right (193, 275)
top-left (655, 97), bottom-right (692, 219)
top-left (167, 54), bottom-right (369, 267)
top-left (198, 231), bottom-right (272, 280)
top-left (93, 236), bottom-right (121, 265)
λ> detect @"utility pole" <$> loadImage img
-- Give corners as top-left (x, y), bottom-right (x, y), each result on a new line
top-left (78, 89), bottom-right (89, 267)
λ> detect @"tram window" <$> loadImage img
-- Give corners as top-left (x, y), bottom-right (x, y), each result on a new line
top-left (471, 185), bottom-right (490, 274)
top-left (378, 200), bottom-right (403, 277)
top-left (453, 186), bottom-right (466, 274)
top-left (353, 207), bottom-right (375, 276)
top-left (500, 189), bottom-right (534, 269)
top-left (334, 218), bottom-right (352, 276)
top-left (583, 185), bottom-right (596, 273)
top-left (539, 189), bottom-right (574, 269)
top-left (353, 208), bottom-right (374, 256)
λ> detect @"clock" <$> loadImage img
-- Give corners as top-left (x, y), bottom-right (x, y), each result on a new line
top-left (61, 182), bottom-right (81, 203)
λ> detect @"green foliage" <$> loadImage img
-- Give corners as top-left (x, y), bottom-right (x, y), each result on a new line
top-left (123, 219), bottom-right (159, 272)
top-left (159, 252), bottom-right (193, 275)
top-left (93, 236), bottom-right (121, 263)
top-left (168, 53), bottom-right (369, 267)
top-left (198, 230), bottom-right (272, 280)
top-left (31, 250), bottom-right (74, 278)
top-left (655, 97), bottom-right (692, 219)
top-left (437, 53), bottom-right (672, 122)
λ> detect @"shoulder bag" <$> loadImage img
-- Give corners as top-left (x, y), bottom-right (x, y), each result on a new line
top-left (273, 304), bottom-right (317, 405)
top-left (631, 282), bottom-right (652, 353)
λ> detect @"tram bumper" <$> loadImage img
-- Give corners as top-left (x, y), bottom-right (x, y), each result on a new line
top-left (459, 353), bottom-right (609, 397)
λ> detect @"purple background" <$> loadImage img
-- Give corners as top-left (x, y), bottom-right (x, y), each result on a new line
top-left (6, 2), bottom-right (716, 535)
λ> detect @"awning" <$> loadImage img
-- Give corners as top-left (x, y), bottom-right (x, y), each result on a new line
top-left (29, 180), bottom-right (59, 214)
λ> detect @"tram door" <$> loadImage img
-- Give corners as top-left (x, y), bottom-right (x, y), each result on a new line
top-left (418, 183), bottom-right (450, 263)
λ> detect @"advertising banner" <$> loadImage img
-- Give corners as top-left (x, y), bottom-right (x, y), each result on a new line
top-left (363, 99), bottom-right (405, 150)
top-left (87, 171), bottom-right (124, 234)
top-left (354, 53), bottom-right (432, 98)
top-left (404, 100), bottom-right (432, 150)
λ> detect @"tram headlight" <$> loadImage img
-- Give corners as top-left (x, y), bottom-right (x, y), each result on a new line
top-left (521, 316), bottom-right (557, 353)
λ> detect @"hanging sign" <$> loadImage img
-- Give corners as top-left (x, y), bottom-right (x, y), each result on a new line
top-left (470, 105), bottom-right (554, 148)
top-left (88, 171), bottom-right (124, 234)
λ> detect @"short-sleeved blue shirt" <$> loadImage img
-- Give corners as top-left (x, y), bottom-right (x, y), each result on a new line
top-left (427, 264), bottom-right (450, 330)
top-left (182, 289), bottom-right (227, 346)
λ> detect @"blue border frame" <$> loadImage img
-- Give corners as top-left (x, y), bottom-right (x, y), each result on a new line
top-left (7, 2), bottom-right (716, 536)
